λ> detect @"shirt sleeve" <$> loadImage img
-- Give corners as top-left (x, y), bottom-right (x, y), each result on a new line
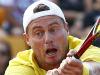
top-left (80, 45), bottom-right (100, 62)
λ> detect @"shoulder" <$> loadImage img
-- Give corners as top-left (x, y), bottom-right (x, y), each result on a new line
top-left (68, 35), bottom-right (82, 49)
top-left (80, 45), bottom-right (100, 62)
top-left (5, 49), bottom-right (36, 75)
top-left (17, 49), bottom-right (32, 61)
top-left (9, 49), bottom-right (33, 66)
top-left (5, 64), bottom-right (35, 75)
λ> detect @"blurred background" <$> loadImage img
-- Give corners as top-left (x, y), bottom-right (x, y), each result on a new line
top-left (0, 0), bottom-right (100, 74)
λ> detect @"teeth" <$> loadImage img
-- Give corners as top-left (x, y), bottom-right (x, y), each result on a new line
top-left (47, 52), bottom-right (56, 56)
top-left (46, 48), bottom-right (57, 56)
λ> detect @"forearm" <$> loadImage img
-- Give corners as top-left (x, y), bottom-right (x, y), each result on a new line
top-left (83, 62), bottom-right (100, 75)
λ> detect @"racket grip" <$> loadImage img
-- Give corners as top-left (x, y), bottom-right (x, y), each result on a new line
top-left (74, 32), bottom-right (100, 59)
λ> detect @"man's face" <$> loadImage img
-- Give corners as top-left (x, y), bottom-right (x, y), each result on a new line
top-left (24, 16), bottom-right (69, 66)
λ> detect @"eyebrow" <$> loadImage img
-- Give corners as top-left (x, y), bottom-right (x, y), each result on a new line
top-left (48, 21), bottom-right (62, 28)
top-left (32, 26), bottom-right (43, 31)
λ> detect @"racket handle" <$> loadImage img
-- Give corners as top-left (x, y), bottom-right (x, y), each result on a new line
top-left (74, 31), bottom-right (100, 59)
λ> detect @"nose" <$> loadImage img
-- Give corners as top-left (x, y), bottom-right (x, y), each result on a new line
top-left (44, 32), bottom-right (53, 45)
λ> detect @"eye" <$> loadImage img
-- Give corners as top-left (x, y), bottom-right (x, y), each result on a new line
top-left (50, 28), bottom-right (56, 32)
top-left (35, 31), bottom-right (44, 37)
top-left (50, 27), bottom-right (60, 33)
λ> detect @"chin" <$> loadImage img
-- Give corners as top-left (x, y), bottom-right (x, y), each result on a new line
top-left (46, 58), bottom-right (62, 65)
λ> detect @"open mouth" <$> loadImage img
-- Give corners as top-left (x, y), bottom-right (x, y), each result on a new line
top-left (46, 48), bottom-right (58, 56)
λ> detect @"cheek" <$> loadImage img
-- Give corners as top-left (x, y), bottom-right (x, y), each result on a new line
top-left (29, 37), bottom-right (42, 48)
top-left (29, 38), bottom-right (44, 55)
top-left (55, 30), bottom-right (69, 56)
top-left (55, 30), bottom-right (68, 46)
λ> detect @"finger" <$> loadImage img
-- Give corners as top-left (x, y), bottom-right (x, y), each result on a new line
top-left (46, 69), bottom-right (59, 75)
top-left (67, 57), bottom-right (82, 67)
top-left (52, 69), bottom-right (59, 75)
top-left (46, 70), bottom-right (54, 75)
top-left (67, 50), bottom-right (77, 57)
top-left (66, 65), bottom-right (82, 73)
top-left (59, 68), bottom-right (74, 75)
top-left (60, 59), bottom-right (68, 69)
top-left (61, 65), bottom-right (82, 75)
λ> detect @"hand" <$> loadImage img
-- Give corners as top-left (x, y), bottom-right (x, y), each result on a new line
top-left (46, 50), bottom-right (83, 75)
top-left (58, 57), bottom-right (83, 75)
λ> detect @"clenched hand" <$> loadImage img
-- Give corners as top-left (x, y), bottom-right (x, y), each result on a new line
top-left (46, 50), bottom-right (83, 75)
top-left (58, 57), bottom-right (83, 75)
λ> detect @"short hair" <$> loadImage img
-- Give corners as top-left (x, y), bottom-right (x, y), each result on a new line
top-left (33, 4), bottom-right (50, 13)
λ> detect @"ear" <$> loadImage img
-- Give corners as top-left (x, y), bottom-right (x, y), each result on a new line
top-left (64, 22), bottom-right (69, 34)
top-left (23, 33), bottom-right (30, 46)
